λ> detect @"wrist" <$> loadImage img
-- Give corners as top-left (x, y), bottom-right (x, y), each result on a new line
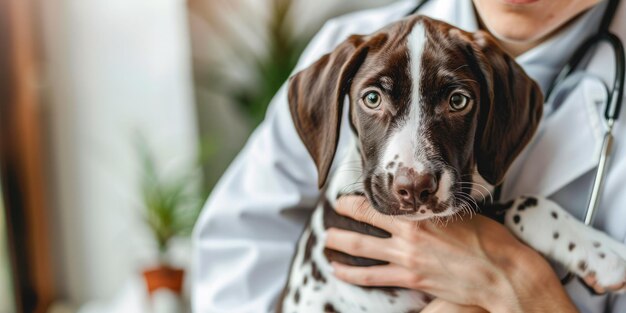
top-left (486, 244), bottom-right (577, 313)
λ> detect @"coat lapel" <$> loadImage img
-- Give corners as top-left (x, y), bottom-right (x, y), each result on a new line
top-left (502, 76), bottom-right (605, 199)
top-left (502, 0), bottom-right (626, 200)
top-left (420, 0), bottom-right (478, 32)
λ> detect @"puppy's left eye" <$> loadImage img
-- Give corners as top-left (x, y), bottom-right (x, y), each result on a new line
top-left (363, 91), bottom-right (382, 109)
top-left (449, 93), bottom-right (469, 111)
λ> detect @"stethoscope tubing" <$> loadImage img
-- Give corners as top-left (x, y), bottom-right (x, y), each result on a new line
top-left (549, 32), bottom-right (625, 122)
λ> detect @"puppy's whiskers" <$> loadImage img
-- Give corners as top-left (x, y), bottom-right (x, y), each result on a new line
top-left (455, 181), bottom-right (493, 204)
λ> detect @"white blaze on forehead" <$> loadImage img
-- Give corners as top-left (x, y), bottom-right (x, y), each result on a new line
top-left (381, 23), bottom-right (427, 173)
top-left (379, 22), bottom-right (455, 210)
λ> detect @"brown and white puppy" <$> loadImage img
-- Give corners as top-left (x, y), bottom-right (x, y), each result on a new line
top-left (278, 15), bottom-right (626, 313)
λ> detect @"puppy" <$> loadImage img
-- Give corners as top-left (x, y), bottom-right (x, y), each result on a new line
top-left (278, 15), bottom-right (626, 313)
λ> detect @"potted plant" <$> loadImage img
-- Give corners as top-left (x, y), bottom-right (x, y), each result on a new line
top-left (136, 138), bottom-right (208, 295)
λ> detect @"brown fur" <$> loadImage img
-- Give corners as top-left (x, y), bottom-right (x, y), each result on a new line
top-left (288, 15), bottom-right (542, 212)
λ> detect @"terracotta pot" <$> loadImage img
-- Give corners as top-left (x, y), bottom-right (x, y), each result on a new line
top-left (142, 266), bottom-right (185, 295)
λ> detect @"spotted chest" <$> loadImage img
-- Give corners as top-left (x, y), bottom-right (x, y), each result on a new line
top-left (278, 206), bottom-right (432, 313)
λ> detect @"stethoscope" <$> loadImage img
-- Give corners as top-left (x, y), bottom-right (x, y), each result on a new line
top-left (408, 0), bottom-right (625, 285)
top-left (545, 0), bottom-right (624, 284)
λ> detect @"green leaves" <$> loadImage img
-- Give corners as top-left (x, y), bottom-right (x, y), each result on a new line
top-left (198, 0), bottom-right (306, 126)
top-left (135, 135), bottom-right (208, 257)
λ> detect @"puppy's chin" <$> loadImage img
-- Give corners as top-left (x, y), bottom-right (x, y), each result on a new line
top-left (395, 206), bottom-right (461, 222)
top-left (366, 192), bottom-right (460, 221)
top-left (366, 196), bottom-right (402, 216)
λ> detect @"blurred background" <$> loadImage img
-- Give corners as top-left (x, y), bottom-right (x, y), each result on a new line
top-left (0, 0), bottom-right (395, 312)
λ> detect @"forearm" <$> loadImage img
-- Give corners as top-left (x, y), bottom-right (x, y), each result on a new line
top-left (485, 243), bottom-right (578, 313)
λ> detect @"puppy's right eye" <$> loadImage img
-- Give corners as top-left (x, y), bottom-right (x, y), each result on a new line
top-left (363, 91), bottom-right (382, 109)
top-left (449, 93), bottom-right (469, 111)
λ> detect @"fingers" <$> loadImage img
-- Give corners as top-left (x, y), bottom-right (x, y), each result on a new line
top-left (331, 262), bottom-right (420, 288)
top-left (581, 273), bottom-right (626, 294)
top-left (421, 299), bottom-right (488, 313)
top-left (335, 195), bottom-right (408, 235)
top-left (326, 228), bottom-right (398, 262)
top-left (332, 262), bottom-right (416, 288)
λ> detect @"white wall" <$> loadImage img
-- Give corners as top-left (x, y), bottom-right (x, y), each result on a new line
top-left (40, 0), bottom-right (198, 305)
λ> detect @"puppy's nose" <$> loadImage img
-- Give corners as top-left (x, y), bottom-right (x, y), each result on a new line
top-left (393, 169), bottom-right (438, 207)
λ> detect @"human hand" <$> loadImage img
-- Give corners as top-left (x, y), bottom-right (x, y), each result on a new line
top-left (325, 195), bottom-right (578, 313)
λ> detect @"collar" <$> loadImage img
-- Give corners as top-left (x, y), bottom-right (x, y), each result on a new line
top-left (418, 0), bottom-right (478, 32)
top-left (516, 1), bottom-right (608, 94)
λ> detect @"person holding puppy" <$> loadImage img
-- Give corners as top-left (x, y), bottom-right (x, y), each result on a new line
top-left (192, 0), bottom-right (626, 312)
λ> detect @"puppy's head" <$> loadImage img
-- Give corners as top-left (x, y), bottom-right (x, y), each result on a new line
top-left (288, 16), bottom-right (543, 219)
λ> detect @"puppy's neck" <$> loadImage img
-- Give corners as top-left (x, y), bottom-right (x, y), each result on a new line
top-left (325, 134), bottom-right (363, 206)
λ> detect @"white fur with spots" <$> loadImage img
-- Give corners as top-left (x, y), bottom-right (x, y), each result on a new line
top-left (505, 196), bottom-right (626, 291)
top-left (280, 142), bottom-right (431, 312)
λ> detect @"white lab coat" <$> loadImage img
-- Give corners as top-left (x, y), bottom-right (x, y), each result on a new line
top-left (191, 0), bottom-right (626, 312)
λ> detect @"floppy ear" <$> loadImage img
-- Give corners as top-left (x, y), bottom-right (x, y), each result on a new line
top-left (471, 31), bottom-right (544, 185)
top-left (288, 34), bottom-right (368, 188)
